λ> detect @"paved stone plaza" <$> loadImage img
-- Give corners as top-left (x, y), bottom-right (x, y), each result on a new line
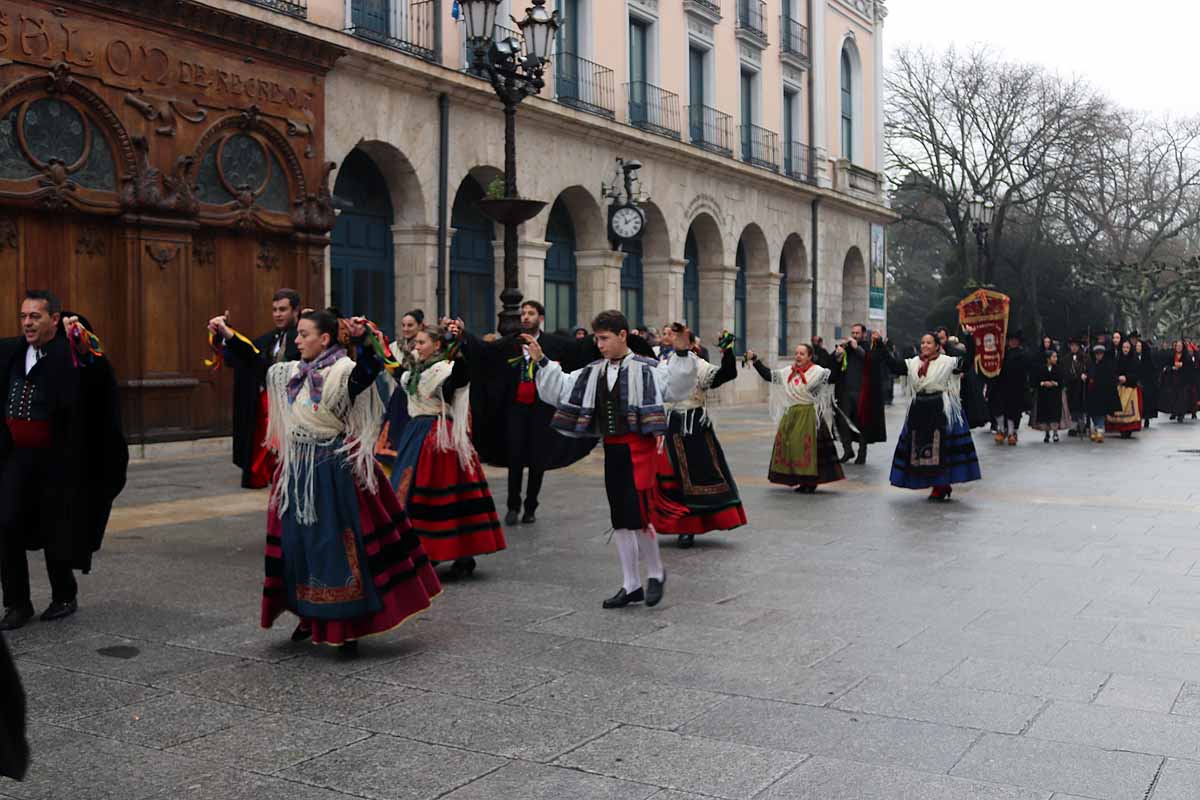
top-left (6, 403), bottom-right (1200, 799)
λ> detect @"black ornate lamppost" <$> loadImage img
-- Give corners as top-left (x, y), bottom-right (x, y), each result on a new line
top-left (461, 0), bottom-right (561, 335)
top-left (965, 193), bottom-right (996, 285)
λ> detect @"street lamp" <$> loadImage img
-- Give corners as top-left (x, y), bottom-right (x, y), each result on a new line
top-left (463, 0), bottom-right (562, 335)
top-left (965, 194), bottom-right (996, 285)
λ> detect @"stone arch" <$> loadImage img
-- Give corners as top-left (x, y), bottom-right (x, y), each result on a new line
top-left (736, 222), bottom-right (770, 275)
top-left (548, 184), bottom-right (607, 251)
top-left (544, 196), bottom-right (579, 333)
top-left (349, 139), bottom-right (428, 227)
top-left (331, 148), bottom-right (395, 332)
top-left (780, 232), bottom-right (811, 353)
top-left (450, 172), bottom-right (498, 334)
top-left (685, 212), bottom-right (725, 337)
top-left (841, 245), bottom-right (868, 336)
top-left (640, 200), bottom-right (670, 260)
top-left (733, 224), bottom-right (770, 354)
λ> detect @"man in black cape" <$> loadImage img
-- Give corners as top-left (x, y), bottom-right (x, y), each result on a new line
top-left (989, 329), bottom-right (1030, 445)
top-left (1086, 343), bottom-right (1122, 442)
top-left (1063, 335), bottom-right (1090, 436)
top-left (208, 289), bottom-right (300, 488)
top-left (834, 323), bottom-right (890, 464)
top-left (0, 291), bottom-right (127, 630)
top-left (0, 633), bottom-right (26, 780)
top-left (466, 301), bottom-right (596, 526)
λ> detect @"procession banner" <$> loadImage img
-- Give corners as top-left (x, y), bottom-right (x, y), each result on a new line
top-left (956, 289), bottom-right (1010, 379)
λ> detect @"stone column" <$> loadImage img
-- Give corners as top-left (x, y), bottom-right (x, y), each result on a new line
top-left (643, 256), bottom-right (686, 328)
top-left (492, 239), bottom-right (549, 311)
top-left (699, 265), bottom-right (737, 342)
top-left (747, 270), bottom-right (782, 361)
top-left (787, 277), bottom-right (814, 350)
top-left (392, 225), bottom-right (439, 319)
top-left (576, 248), bottom-right (624, 325)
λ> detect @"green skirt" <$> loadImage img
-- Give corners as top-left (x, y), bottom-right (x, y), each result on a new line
top-left (768, 404), bottom-right (844, 486)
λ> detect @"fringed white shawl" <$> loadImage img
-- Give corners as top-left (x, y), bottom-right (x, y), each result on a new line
top-left (665, 352), bottom-right (722, 435)
top-left (399, 359), bottom-right (476, 471)
top-left (767, 363), bottom-right (838, 436)
top-left (905, 354), bottom-right (965, 429)
top-left (265, 356), bottom-right (386, 524)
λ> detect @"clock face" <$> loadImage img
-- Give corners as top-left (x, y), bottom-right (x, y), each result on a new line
top-left (611, 205), bottom-right (645, 240)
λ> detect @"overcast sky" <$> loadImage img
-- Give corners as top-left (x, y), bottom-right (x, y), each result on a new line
top-left (885, 0), bottom-right (1200, 116)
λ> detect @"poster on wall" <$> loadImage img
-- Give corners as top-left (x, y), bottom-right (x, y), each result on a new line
top-left (869, 224), bottom-right (886, 319)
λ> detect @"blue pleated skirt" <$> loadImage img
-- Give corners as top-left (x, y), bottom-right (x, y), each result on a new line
top-left (889, 415), bottom-right (982, 489)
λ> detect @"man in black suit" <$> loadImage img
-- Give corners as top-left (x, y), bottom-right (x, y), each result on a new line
top-left (0, 291), bottom-right (127, 631)
top-left (467, 301), bottom-right (594, 526)
top-left (208, 289), bottom-right (301, 488)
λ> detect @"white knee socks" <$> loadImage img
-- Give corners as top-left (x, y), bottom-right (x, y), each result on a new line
top-left (638, 528), bottom-right (664, 581)
top-left (614, 529), bottom-right (641, 592)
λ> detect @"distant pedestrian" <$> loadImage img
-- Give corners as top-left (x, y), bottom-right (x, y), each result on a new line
top-left (1029, 349), bottom-right (1069, 442)
top-left (989, 329), bottom-right (1029, 446)
top-left (1063, 337), bottom-right (1090, 437)
top-left (1085, 344), bottom-right (1121, 442)
top-left (1107, 339), bottom-right (1142, 439)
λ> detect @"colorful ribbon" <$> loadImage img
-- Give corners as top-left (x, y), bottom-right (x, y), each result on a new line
top-left (66, 323), bottom-right (105, 368)
top-left (203, 327), bottom-right (259, 371)
top-left (717, 330), bottom-right (735, 352)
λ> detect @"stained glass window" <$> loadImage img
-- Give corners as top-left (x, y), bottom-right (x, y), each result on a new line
top-left (0, 109), bottom-right (37, 181)
top-left (24, 98), bottom-right (85, 166)
top-left (0, 99), bottom-right (117, 190)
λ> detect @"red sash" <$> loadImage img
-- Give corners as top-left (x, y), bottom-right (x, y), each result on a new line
top-left (606, 432), bottom-right (690, 531)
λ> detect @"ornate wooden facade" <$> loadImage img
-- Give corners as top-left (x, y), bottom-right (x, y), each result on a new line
top-left (0, 0), bottom-right (344, 442)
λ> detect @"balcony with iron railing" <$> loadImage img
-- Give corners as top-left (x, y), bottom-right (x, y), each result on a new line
top-left (735, 0), bottom-right (768, 46)
top-left (780, 15), bottom-right (810, 67)
top-left (555, 52), bottom-right (616, 119)
top-left (740, 123), bottom-right (779, 171)
top-left (687, 105), bottom-right (733, 157)
top-left (784, 141), bottom-right (816, 184)
top-left (346, 0), bottom-right (436, 61)
top-left (683, 0), bottom-right (723, 24)
top-left (239, 0), bottom-right (306, 17)
top-left (626, 81), bottom-right (682, 140)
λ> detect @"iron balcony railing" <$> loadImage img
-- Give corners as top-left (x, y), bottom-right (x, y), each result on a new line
top-left (687, 104), bottom-right (733, 156)
top-left (239, 0), bottom-right (306, 17)
top-left (347, 0), bottom-right (436, 61)
top-left (740, 123), bottom-right (779, 170)
top-left (784, 141), bottom-right (816, 184)
top-left (626, 81), bottom-right (682, 140)
top-left (688, 0), bottom-right (722, 16)
top-left (780, 15), bottom-right (809, 62)
top-left (555, 52), bottom-right (616, 119)
top-left (736, 0), bottom-right (768, 42)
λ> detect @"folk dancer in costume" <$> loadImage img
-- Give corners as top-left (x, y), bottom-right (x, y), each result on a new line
top-left (888, 332), bottom-right (981, 502)
top-left (0, 293), bottom-right (127, 631)
top-left (1029, 348), bottom-right (1070, 443)
top-left (465, 301), bottom-right (596, 527)
top-left (833, 324), bottom-right (889, 465)
top-left (390, 324), bottom-right (505, 580)
top-left (206, 290), bottom-right (301, 489)
top-left (1063, 337), bottom-right (1090, 437)
top-left (749, 342), bottom-right (846, 494)
top-left (527, 310), bottom-right (698, 609)
top-left (989, 329), bottom-right (1029, 446)
top-left (1159, 340), bottom-right (1193, 422)
top-left (1084, 344), bottom-right (1121, 442)
top-left (376, 309), bottom-right (426, 472)
top-left (655, 329), bottom-right (747, 548)
top-left (1107, 339), bottom-right (1142, 440)
top-left (261, 310), bottom-right (440, 651)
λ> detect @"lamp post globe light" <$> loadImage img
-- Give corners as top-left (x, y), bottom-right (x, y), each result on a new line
top-left (463, 0), bottom-right (562, 335)
top-left (965, 193), bottom-right (996, 285)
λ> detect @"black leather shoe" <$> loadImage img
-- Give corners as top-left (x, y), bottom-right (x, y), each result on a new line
top-left (339, 640), bottom-right (359, 658)
top-left (678, 534), bottom-right (695, 549)
top-left (521, 511), bottom-right (536, 524)
top-left (839, 450), bottom-right (855, 463)
top-left (854, 451), bottom-right (867, 465)
top-left (41, 599), bottom-right (77, 622)
top-left (646, 573), bottom-right (666, 607)
top-left (602, 587), bottom-right (644, 609)
top-left (504, 510), bottom-right (519, 526)
top-left (291, 622), bottom-right (312, 642)
top-left (0, 605), bottom-right (34, 631)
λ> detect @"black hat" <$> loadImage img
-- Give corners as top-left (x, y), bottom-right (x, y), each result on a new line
top-left (1129, 330), bottom-right (1141, 339)
top-left (1069, 333), bottom-right (1086, 345)
top-left (1006, 329), bottom-right (1023, 343)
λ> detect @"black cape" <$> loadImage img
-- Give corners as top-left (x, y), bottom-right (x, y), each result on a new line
top-left (1086, 355), bottom-right (1122, 418)
top-left (835, 341), bottom-right (890, 444)
top-left (988, 346), bottom-right (1030, 419)
top-left (1160, 350), bottom-right (1194, 416)
top-left (467, 330), bottom-right (597, 471)
top-left (1138, 350), bottom-right (1159, 419)
top-left (223, 327), bottom-right (298, 486)
top-left (0, 323), bottom-right (127, 572)
top-left (0, 634), bottom-right (26, 780)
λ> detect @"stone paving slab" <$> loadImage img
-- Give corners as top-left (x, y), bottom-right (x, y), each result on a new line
top-left (12, 404), bottom-right (1200, 798)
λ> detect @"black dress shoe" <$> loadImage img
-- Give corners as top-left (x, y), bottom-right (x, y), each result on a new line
top-left (0, 605), bottom-right (34, 631)
top-left (504, 510), bottom-right (519, 526)
top-left (839, 450), bottom-right (855, 463)
top-left (339, 640), bottom-right (359, 658)
top-left (602, 587), bottom-right (644, 609)
top-left (678, 534), bottom-right (695, 549)
top-left (291, 622), bottom-right (312, 642)
top-left (41, 600), bottom-right (77, 622)
top-left (646, 573), bottom-right (666, 607)
top-left (521, 511), bottom-right (536, 524)
top-left (853, 452), bottom-right (867, 465)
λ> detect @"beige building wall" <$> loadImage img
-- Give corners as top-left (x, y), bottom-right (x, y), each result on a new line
top-left (195, 0), bottom-right (893, 400)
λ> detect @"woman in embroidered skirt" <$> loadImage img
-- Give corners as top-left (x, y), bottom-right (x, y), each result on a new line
top-left (655, 327), bottom-right (747, 548)
top-left (1107, 338), bottom-right (1142, 439)
top-left (390, 324), bottom-right (505, 579)
top-left (748, 342), bottom-right (845, 494)
top-left (888, 332), bottom-right (981, 502)
top-left (1029, 349), bottom-right (1070, 442)
top-left (260, 310), bottom-right (441, 650)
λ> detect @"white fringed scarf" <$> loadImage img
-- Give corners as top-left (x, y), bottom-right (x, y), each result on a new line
top-left (665, 352), bottom-right (722, 435)
top-left (399, 359), bottom-right (476, 470)
top-left (904, 354), bottom-right (965, 429)
top-left (767, 362), bottom-right (838, 436)
top-left (265, 355), bottom-right (387, 524)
